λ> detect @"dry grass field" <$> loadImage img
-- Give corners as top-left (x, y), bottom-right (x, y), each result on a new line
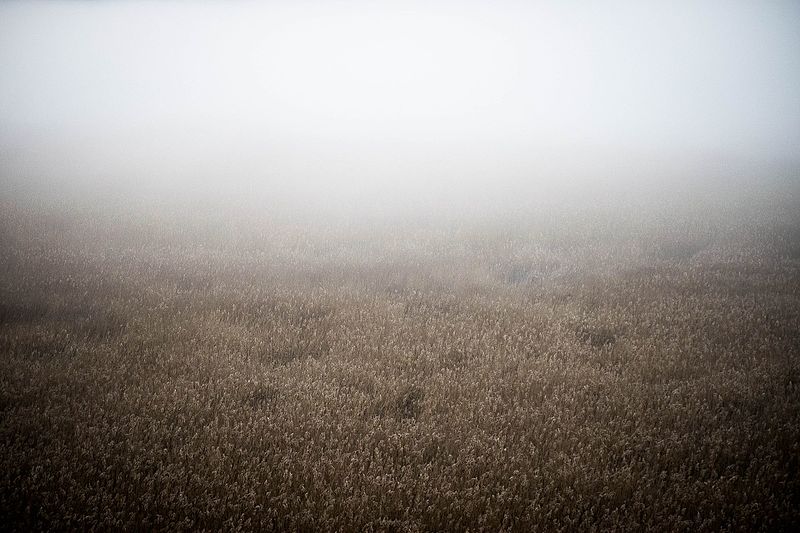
top-left (1, 189), bottom-right (799, 531)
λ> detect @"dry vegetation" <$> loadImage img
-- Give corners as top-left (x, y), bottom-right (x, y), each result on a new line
top-left (1, 191), bottom-right (799, 531)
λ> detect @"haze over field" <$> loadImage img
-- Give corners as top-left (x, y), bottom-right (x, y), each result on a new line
top-left (2, 2), bottom-right (800, 531)
top-left (1, 0), bottom-right (799, 216)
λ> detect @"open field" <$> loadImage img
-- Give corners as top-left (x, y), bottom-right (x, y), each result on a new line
top-left (1, 190), bottom-right (799, 531)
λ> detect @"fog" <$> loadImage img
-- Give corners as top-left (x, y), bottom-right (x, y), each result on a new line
top-left (1, 0), bottom-right (799, 218)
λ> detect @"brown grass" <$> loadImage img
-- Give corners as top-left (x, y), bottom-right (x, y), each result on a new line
top-left (0, 198), bottom-right (798, 531)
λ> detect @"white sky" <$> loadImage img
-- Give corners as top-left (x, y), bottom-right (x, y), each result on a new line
top-left (1, 0), bottom-right (799, 211)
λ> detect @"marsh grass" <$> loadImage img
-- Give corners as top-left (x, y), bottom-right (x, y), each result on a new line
top-left (0, 200), bottom-right (798, 531)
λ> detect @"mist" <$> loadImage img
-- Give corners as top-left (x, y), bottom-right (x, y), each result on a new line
top-left (1, 0), bottom-right (798, 218)
top-left (4, 2), bottom-right (800, 529)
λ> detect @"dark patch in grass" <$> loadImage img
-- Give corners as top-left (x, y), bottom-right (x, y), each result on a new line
top-left (506, 264), bottom-right (532, 285)
top-left (0, 302), bottom-right (48, 326)
top-left (441, 347), bottom-right (474, 370)
top-left (396, 385), bottom-right (424, 420)
top-left (421, 436), bottom-right (458, 465)
top-left (577, 327), bottom-right (617, 348)
top-left (503, 259), bottom-right (562, 285)
top-left (0, 300), bottom-right (127, 340)
top-left (247, 384), bottom-right (279, 409)
top-left (72, 311), bottom-right (128, 340)
top-left (0, 334), bottom-right (76, 359)
top-left (0, 393), bottom-right (11, 412)
top-left (368, 385), bottom-right (426, 420)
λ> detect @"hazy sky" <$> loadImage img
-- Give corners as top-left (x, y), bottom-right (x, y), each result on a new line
top-left (1, 0), bottom-right (799, 210)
